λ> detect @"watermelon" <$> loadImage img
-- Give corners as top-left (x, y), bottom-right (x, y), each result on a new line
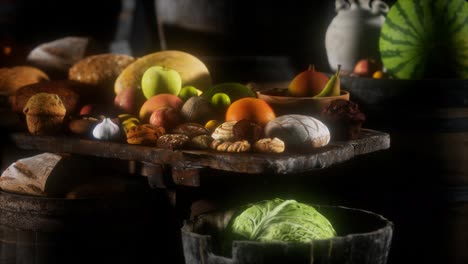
top-left (379, 0), bottom-right (468, 79)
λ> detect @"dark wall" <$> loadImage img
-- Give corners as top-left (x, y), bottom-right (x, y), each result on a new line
top-left (2, 0), bottom-right (396, 72)
top-left (9, 0), bottom-right (121, 47)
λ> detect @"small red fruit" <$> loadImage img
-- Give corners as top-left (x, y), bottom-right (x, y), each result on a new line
top-left (353, 58), bottom-right (382, 77)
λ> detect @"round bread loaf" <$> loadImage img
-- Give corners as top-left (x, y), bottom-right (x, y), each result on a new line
top-left (69, 54), bottom-right (135, 105)
top-left (264, 115), bottom-right (330, 152)
top-left (0, 66), bottom-right (49, 96)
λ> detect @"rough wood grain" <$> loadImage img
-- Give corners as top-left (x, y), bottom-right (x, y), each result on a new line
top-left (181, 205), bottom-right (394, 264)
top-left (10, 129), bottom-right (389, 175)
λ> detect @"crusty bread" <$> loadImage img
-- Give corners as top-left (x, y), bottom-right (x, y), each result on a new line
top-left (69, 54), bottom-right (135, 105)
top-left (26, 36), bottom-right (91, 78)
top-left (0, 66), bottom-right (49, 96)
top-left (69, 54), bottom-right (135, 86)
top-left (0, 153), bottom-right (63, 196)
top-left (10, 80), bottom-right (90, 114)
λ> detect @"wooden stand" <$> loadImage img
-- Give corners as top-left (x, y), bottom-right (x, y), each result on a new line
top-left (9, 129), bottom-right (390, 220)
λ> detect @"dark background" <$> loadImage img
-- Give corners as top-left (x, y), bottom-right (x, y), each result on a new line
top-left (1, 0), bottom-right (396, 76)
top-left (2, 1), bottom-right (465, 264)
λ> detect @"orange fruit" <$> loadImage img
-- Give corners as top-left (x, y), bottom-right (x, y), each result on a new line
top-left (225, 98), bottom-right (276, 126)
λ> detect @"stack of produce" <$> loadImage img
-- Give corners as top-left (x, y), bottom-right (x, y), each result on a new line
top-left (2, 41), bottom-right (366, 154)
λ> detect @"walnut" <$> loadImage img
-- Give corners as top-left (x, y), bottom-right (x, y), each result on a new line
top-left (211, 139), bottom-right (251, 153)
top-left (253, 137), bottom-right (285, 153)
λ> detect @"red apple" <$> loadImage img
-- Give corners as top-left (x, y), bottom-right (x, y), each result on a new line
top-left (353, 59), bottom-right (382, 77)
top-left (79, 104), bottom-right (113, 116)
top-left (149, 107), bottom-right (182, 131)
top-left (114, 87), bottom-right (146, 115)
top-left (139, 94), bottom-right (184, 122)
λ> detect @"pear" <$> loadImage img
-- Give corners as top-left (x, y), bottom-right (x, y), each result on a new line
top-left (314, 65), bottom-right (341, 97)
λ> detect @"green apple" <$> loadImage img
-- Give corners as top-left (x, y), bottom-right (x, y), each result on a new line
top-left (141, 66), bottom-right (182, 99)
top-left (178, 85), bottom-right (202, 101)
top-left (211, 92), bottom-right (231, 108)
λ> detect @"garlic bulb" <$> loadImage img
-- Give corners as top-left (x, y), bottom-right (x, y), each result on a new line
top-left (92, 118), bottom-right (120, 140)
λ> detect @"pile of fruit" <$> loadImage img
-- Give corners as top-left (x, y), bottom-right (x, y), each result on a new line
top-left (3, 48), bottom-right (367, 154)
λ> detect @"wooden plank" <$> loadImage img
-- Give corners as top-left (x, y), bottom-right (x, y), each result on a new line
top-left (9, 129), bottom-right (389, 175)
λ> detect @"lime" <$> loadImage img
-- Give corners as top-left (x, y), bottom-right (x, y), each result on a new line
top-left (178, 85), bottom-right (202, 101)
top-left (211, 92), bottom-right (231, 108)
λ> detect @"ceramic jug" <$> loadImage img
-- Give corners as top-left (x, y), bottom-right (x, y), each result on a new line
top-left (325, 0), bottom-right (389, 73)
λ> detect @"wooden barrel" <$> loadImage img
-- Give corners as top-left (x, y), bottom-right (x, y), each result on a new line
top-left (342, 77), bottom-right (468, 185)
top-left (182, 205), bottom-right (393, 264)
top-left (340, 77), bottom-right (468, 264)
top-left (0, 188), bottom-right (168, 264)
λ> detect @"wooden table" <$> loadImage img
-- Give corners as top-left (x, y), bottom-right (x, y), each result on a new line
top-left (10, 129), bottom-right (390, 187)
top-left (9, 129), bottom-right (390, 220)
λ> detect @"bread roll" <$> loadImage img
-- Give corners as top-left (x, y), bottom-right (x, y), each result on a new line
top-left (0, 66), bottom-right (49, 96)
top-left (23, 93), bottom-right (66, 135)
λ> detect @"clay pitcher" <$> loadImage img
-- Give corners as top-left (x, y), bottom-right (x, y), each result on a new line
top-left (325, 0), bottom-right (389, 73)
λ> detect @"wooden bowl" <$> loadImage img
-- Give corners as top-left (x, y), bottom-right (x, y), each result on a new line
top-left (253, 82), bottom-right (350, 116)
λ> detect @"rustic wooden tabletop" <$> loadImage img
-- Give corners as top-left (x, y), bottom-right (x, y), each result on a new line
top-left (10, 129), bottom-right (390, 176)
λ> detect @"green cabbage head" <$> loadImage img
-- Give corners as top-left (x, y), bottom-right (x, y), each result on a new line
top-left (228, 198), bottom-right (336, 243)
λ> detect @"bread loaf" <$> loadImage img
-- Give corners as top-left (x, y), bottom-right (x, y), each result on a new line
top-left (11, 80), bottom-right (89, 114)
top-left (0, 66), bottom-right (49, 96)
top-left (69, 54), bottom-right (135, 105)
top-left (0, 153), bottom-right (63, 196)
top-left (264, 115), bottom-right (330, 152)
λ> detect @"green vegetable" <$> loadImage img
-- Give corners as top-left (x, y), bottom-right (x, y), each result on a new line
top-left (227, 198), bottom-right (336, 243)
